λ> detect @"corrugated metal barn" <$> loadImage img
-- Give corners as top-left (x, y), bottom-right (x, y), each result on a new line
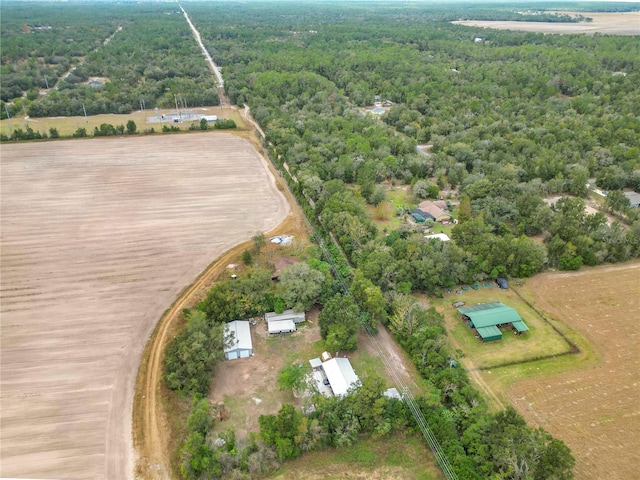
top-left (224, 320), bottom-right (253, 359)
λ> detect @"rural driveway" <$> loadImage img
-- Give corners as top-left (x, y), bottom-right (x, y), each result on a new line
top-left (0, 133), bottom-right (289, 479)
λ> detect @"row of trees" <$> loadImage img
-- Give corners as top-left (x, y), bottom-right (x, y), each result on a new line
top-left (1, 118), bottom-right (242, 142)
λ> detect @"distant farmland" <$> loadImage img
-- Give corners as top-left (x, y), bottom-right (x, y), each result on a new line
top-left (0, 134), bottom-right (289, 479)
top-left (454, 11), bottom-right (640, 36)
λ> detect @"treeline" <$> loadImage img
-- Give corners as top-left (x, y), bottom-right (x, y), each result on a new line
top-left (0, 118), bottom-right (236, 142)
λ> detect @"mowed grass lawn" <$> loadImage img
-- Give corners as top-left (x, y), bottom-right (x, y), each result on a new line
top-left (0, 106), bottom-right (246, 137)
top-left (272, 432), bottom-right (443, 480)
top-left (432, 285), bottom-right (570, 369)
top-left (367, 186), bottom-right (410, 232)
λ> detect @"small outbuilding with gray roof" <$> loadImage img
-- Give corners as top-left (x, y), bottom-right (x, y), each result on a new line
top-left (624, 191), bottom-right (640, 208)
top-left (456, 302), bottom-right (529, 342)
top-left (265, 309), bottom-right (306, 334)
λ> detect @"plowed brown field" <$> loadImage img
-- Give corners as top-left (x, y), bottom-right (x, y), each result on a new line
top-left (510, 263), bottom-right (640, 480)
top-left (0, 133), bottom-right (289, 479)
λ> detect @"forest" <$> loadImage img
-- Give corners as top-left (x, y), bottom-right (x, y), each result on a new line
top-left (1, 2), bottom-right (219, 118)
top-left (186, 1), bottom-right (639, 283)
top-left (3, 1), bottom-right (639, 479)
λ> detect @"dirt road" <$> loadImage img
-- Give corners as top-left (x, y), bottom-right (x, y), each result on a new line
top-left (134, 214), bottom-right (306, 479)
top-left (180, 5), bottom-right (229, 105)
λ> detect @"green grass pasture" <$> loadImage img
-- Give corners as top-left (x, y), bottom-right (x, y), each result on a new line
top-left (272, 432), bottom-right (444, 480)
top-left (433, 286), bottom-right (570, 369)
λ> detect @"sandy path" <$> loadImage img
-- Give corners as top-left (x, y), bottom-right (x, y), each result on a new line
top-left (0, 133), bottom-right (288, 479)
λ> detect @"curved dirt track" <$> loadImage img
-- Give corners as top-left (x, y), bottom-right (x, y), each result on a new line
top-left (134, 213), bottom-right (303, 479)
top-left (0, 133), bottom-right (288, 479)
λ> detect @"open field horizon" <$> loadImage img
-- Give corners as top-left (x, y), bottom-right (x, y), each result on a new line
top-left (0, 133), bottom-right (289, 479)
top-left (454, 11), bottom-right (640, 35)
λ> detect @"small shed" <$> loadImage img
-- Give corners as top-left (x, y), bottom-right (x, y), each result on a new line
top-left (268, 319), bottom-right (297, 334)
top-left (309, 357), bottom-right (322, 370)
top-left (624, 191), bottom-right (640, 208)
top-left (383, 387), bottom-right (402, 400)
top-left (265, 310), bottom-right (306, 324)
top-left (476, 325), bottom-right (502, 342)
top-left (512, 321), bottom-right (529, 333)
top-left (224, 320), bottom-right (253, 360)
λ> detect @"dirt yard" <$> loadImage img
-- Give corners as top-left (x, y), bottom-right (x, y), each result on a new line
top-left (510, 262), bottom-right (640, 480)
top-left (454, 11), bottom-right (640, 36)
top-left (209, 313), bottom-right (427, 441)
top-left (0, 134), bottom-right (289, 479)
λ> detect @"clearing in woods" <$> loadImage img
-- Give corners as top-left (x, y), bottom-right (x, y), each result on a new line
top-left (0, 106), bottom-right (246, 138)
top-left (0, 133), bottom-right (289, 479)
top-left (509, 263), bottom-right (640, 480)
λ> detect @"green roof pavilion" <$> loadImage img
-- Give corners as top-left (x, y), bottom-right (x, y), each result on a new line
top-left (456, 302), bottom-right (528, 342)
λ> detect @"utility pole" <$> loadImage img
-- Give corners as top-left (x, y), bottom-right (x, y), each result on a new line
top-left (44, 75), bottom-right (50, 89)
top-left (5, 104), bottom-right (12, 130)
top-left (82, 103), bottom-right (88, 122)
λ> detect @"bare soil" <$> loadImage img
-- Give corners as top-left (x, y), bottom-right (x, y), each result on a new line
top-left (208, 312), bottom-right (322, 439)
top-left (206, 319), bottom-right (427, 455)
top-left (0, 133), bottom-right (289, 479)
top-left (454, 11), bottom-right (640, 36)
top-left (509, 262), bottom-right (640, 480)
top-left (356, 323), bottom-right (424, 396)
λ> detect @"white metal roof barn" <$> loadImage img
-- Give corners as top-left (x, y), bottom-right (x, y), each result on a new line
top-left (322, 358), bottom-right (360, 396)
top-left (224, 320), bottom-right (253, 360)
